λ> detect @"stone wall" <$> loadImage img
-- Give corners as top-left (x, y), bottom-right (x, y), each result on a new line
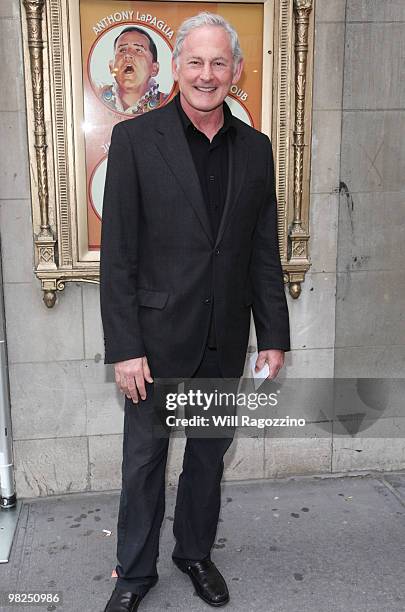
top-left (336, 0), bottom-right (405, 376)
top-left (333, 0), bottom-right (405, 470)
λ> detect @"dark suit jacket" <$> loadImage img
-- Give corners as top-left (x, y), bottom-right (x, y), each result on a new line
top-left (100, 98), bottom-right (290, 378)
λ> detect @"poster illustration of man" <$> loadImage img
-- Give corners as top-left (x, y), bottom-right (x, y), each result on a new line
top-left (95, 26), bottom-right (170, 114)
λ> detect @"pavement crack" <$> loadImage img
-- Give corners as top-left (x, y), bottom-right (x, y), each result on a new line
top-left (377, 476), bottom-right (405, 508)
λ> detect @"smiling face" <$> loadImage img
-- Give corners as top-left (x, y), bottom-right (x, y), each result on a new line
top-left (110, 30), bottom-right (159, 94)
top-left (172, 25), bottom-right (243, 114)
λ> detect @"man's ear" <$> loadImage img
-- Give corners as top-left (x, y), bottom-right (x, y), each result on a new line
top-left (172, 57), bottom-right (179, 82)
top-left (151, 61), bottom-right (159, 77)
top-left (109, 60), bottom-right (114, 75)
top-left (232, 59), bottom-right (244, 85)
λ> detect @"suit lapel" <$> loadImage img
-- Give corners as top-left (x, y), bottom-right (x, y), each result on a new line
top-left (153, 102), bottom-right (213, 245)
top-left (153, 100), bottom-right (249, 248)
top-left (214, 127), bottom-right (248, 248)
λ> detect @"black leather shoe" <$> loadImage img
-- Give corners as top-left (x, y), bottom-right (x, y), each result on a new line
top-left (103, 586), bottom-right (143, 611)
top-left (173, 556), bottom-right (229, 607)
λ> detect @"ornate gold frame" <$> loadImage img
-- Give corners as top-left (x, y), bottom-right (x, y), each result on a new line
top-left (21, 0), bottom-right (314, 306)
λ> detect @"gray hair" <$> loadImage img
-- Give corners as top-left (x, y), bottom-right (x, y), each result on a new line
top-left (172, 12), bottom-right (243, 70)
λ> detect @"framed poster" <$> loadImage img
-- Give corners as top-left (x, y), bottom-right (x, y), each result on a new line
top-left (21, 0), bottom-right (314, 305)
top-left (76, 1), bottom-right (266, 253)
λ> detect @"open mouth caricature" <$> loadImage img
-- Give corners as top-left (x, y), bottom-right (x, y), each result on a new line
top-left (88, 23), bottom-right (175, 116)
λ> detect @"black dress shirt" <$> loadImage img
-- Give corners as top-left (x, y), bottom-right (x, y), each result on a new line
top-left (175, 92), bottom-right (234, 237)
top-left (175, 93), bottom-right (235, 348)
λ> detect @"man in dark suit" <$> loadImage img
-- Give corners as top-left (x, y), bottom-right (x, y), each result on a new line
top-left (100, 11), bottom-right (290, 612)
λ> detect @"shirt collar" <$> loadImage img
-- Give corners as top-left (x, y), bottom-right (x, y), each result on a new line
top-left (174, 91), bottom-right (234, 136)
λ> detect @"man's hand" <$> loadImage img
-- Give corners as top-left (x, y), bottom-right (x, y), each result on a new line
top-left (255, 349), bottom-right (285, 379)
top-left (114, 356), bottom-right (153, 404)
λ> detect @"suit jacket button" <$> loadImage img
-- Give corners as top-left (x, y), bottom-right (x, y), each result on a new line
top-left (204, 298), bottom-right (211, 304)
top-left (215, 248), bottom-right (220, 255)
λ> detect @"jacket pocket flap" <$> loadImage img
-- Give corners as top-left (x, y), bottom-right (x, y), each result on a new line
top-left (137, 288), bottom-right (169, 309)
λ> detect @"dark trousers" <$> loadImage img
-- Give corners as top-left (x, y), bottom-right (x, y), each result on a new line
top-left (115, 346), bottom-right (235, 596)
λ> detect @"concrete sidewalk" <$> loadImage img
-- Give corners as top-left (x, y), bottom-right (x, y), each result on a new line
top-left (0, 471), bottom-right (404, 612)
